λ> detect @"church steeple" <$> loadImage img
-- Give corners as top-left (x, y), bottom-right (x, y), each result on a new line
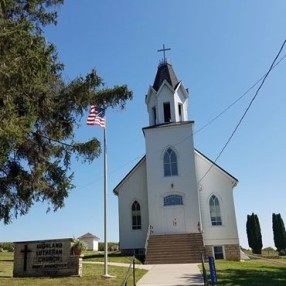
top-left (152, 63), bottom-right (179, 92)
top-left (145, 48), bottom-right (189, 126)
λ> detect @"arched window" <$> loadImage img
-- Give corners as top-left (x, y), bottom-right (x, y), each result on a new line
top-left (132, 201), bottom-right (141, 230)
top-left (163, 148), bottom-right (178, 176)
top-left (209, 195), bottom-right (222, 226)
top-left (164, 195), bottom-right (183, 206)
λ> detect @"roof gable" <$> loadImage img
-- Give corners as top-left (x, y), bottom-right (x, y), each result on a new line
top-left (113, 156), bottom-right (146, 195)
top-left (78, 232), bottom-right (100, 240)
top-left (194, 149), bottom-right (238, 186)
top-left (113, 150), bottom-right (238, 196)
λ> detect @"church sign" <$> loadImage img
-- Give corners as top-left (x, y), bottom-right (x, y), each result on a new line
top-left (13, 238), bottom-right (82, 277)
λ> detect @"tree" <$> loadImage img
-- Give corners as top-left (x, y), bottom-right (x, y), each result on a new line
top-left (0, 0), bottom-right (132, 224)
top-left (272, 213), bottom-right (286, 255)
top-left (246, 213), bottom-right (263, 254)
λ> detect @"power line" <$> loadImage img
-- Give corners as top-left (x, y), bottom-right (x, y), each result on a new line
top-left (198, 39), bottom-right (286, 184)
top-left (194, 53), bottom-right (286, 135)
top-left (71, 43), bottom-right (286, 194)
top-left (158, 52), bottom-right (286, 150)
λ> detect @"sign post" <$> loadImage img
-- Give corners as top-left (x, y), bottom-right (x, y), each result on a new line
top-left (208, 256), bottom-right (217, 285)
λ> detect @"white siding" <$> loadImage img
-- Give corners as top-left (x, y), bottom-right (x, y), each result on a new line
top-left (144, 123), bottom-right (200, 234)
top-left (117, 160), bottom-right (148, 250)
top-left (195, 152), bottom-right (239, 246)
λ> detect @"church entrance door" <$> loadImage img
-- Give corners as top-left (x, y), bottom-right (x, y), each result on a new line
top-left (163, 206), bottom-right (186, 234)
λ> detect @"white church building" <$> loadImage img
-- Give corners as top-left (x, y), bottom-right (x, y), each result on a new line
top-left (113, 57), bottom-right (240, 263)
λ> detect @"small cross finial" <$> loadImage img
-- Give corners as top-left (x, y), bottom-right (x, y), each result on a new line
top-left (157, 44), bottom-right (171, 63)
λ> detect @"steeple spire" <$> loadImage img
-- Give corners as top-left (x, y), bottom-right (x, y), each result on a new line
top-left (152, 62), bottom-right (179, 92)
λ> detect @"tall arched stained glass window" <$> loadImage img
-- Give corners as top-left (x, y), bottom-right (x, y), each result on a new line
top-left (131, 201), bottom-right (141, 230)
top-left (209, 195), bottom-right (222, 226)
top-left (163, 148), bottom-right (178, 176)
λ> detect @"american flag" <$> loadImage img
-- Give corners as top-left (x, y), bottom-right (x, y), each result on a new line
top-left (86, 105), bottom-right (105, 128)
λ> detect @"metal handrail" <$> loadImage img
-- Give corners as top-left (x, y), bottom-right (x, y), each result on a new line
top-left (201, 253), bottom-right (208, 286)
top-left (144, 225), bottom-right (153, 255)
top-left (121, 256), bottom-right (136, 286)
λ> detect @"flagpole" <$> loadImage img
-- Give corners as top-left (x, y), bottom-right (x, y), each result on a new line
top-left (103, 124), bottom-right (109, 277)
top-left (102, 116), bottom-right (115, 278)
top-left (87, 105), bottom-right (113, 278)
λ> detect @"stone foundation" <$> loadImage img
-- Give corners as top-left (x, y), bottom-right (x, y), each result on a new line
top-left (224, 244), bottom-right (240, 261)
top-left (121, 248), bottom-right (145, 256)
top-left (205, 244), bottom-right (240, 261)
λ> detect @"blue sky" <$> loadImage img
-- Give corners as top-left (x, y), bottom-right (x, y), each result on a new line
top-left (1, 0), bottom-right (286, 249)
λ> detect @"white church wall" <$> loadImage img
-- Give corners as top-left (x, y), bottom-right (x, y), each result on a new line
top-left (173, 85), bottom-right (189, 122)
top-left (144, 123), bottom-right (200, 235)
top-left (195, 152), bottom-right (239, 246)
top-left (117, 160), bottom-right (149, 250)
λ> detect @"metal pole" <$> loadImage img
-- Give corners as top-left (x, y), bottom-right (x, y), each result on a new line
top-left (133, 257), bottom-right (136, 286)
top-left (102, 115), bottom-right (115, 279)
top-left (104, 127), bottom-right (108, 276)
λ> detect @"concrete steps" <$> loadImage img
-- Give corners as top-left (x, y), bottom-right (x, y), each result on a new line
top-left (145, 233), bottom-right (204, 264)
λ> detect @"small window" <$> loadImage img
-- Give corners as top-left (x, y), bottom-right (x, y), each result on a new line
top-left (178, 103), bottom-right (183, 121)
top-left (163, 102), bottom-right (171, 122)
top-left (163, 148), bottom-right (178, 176)
top-left (209, 195), bottom-right (222, 226)
top-left (152, 107), bottom-right (157, 125)
top-left (214, 246), bottom-right (224, 259)
top-left (164, 195), bottom-right (183, 206)
top-left (132, 201), bottom-right (141, 230)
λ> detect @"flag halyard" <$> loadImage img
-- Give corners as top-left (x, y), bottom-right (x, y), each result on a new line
top-left (87, 105), bottom-right (105, 128)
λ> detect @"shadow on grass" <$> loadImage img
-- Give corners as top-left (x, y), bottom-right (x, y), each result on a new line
top-left (217, 265), bottom-right (286, 286)
top-left (82, 251), bottom-right (145, 263)
top-left (83, 251), bottom-right (128, 260)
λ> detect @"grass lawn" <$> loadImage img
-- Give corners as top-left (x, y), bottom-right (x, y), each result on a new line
top-left (204, 259), bottom-right (286, 286)
top-left (0, 251), bottom-right (147, 286)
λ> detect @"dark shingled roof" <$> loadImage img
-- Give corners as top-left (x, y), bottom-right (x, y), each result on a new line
top-left (153, 63), bottom-right (179, 91)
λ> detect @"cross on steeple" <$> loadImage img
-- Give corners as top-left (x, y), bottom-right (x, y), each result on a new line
top-left (157, 44), bottom-right (171, 63)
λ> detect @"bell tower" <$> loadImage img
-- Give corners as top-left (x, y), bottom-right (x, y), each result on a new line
top-left (143, 46), bottom-right (199, 235)
top-left (145, 45), bottom-right (189, 126)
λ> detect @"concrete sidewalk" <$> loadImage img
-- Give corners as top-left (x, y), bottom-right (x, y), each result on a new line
top-left (83, 261), bottom-right (204, 285)
top-left (136, 263), bottom-right (204, 286)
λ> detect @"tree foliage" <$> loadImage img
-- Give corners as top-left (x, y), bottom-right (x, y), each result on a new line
top-left (246, 213), bottom-right (263, 254)
top-left (0, 0), bottom-right (133, 223)
top-left (272, 213), bottom-right (286, 255)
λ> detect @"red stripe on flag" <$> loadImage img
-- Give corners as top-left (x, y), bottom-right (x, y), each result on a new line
top-left (87, 105), bottom-right (105, 128)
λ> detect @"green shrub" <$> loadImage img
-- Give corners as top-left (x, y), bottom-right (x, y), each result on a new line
top-left (0, 242), bottom-right (14, 252)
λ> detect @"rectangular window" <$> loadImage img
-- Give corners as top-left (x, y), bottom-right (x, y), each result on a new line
top-left (163, 102), bottom-right (171, 123)
top-left (213, 246), bottom-right (224, 259)
top-left (211, 216), bottom-right (222, 226)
